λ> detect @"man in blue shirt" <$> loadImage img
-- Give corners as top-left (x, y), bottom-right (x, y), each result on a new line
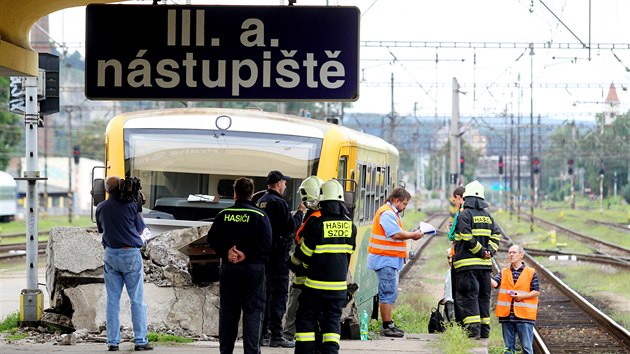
top-left (367, 187), bottom-right (423, 337)
top-left (95, 176), bottom-right (152, 352)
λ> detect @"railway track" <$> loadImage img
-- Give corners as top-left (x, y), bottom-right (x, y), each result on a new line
top-left (586, 219), bottom-right (630, 234)
top-left (524, 213), bottom-right (630, 258)
top-left (524, 247), bottom-right (630, 268)
top-left (495, 232), bottom-right (630, 353)
top-left (0, 241), bottom-right (48, 260)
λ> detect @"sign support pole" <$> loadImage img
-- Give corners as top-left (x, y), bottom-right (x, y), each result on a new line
top-left (15, 76), bottom-right (46, 325)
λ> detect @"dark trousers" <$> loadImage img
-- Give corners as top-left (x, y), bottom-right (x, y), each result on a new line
top-left (295, 289), bottom-right (345, 354)
top-left (219, 263), bottom-right (266, 354)
top-left (262, 252), bottom-right (290, 339)
top-left (455, 269), bottom-right (491, 337)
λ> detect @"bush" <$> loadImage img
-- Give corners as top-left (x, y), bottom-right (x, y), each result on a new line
top-left (0, 312), bottom-right (19, 332)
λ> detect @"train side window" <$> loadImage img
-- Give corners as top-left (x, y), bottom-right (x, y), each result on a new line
top-left (359, 163), bottom-right (366, 224)
top-left (338, 156), bottom-right (347, 180)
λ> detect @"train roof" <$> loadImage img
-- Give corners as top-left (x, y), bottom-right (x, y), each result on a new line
top-left (0, 171), bottom-right (16, 187)
top-left (109, 108), bottom-right (399, 156)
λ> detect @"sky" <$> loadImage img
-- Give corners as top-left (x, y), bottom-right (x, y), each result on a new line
top-left (47, 0), bottom-right (630, 121)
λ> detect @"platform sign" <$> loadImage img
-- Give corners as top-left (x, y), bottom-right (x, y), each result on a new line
top-left (85, 4), bottom-right (359, 101)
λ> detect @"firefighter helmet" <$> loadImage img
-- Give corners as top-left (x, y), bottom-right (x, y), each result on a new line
top-left (463, 180), bottom-right (485, 199)
top-left (320, 179), bottom-right (344, 202)
top-left (298, 176), bottom-right (323, 208)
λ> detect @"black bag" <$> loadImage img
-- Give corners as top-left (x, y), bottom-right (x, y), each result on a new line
top-left (428, 301), bottom-right (446, 333)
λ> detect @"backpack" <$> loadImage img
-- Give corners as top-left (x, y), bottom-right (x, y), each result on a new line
top-left (428, 301), bottom-right (446, 333)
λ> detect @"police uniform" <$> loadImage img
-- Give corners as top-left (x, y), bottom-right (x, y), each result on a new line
top-left (453, 181), bottom-right (501, 339)
top-left (292, 197), bottom-right (357, 354)
top-left (206, 199), bottom-right (272, 354)
top-left (256, 189), bottom-right (304, 343)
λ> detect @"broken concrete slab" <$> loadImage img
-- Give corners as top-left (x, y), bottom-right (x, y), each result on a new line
top-left (65, 283), bottom-right (221, 336)
top-left (46, 224), bottom-right (221, 336)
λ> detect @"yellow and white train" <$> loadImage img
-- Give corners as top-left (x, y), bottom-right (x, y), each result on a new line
top-left (95, 107), bottom-right (400, 337)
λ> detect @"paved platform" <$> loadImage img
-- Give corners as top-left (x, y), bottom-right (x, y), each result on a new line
top-left (0, 334), bottom-right (487, 353)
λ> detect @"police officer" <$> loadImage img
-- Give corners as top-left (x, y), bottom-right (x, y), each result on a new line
top-left (206, 177), bottom-right (272, 354)
top-left (284, 176), bottom-right (323, 341)
top-left (453, 180), bottom-right (501, 339)
top-left (256, 170), bottom-right (306, 348)
top-left (291, 179), bottom-right (357, 354)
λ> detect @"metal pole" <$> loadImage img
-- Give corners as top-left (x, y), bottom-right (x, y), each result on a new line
top-left (17, 76), bottom-right (44, 324)
top-left (449, 77), bottom-right (460, 187)
top-left (67, 109), bottom-right (73, 223)
top-left (529, 43), bottom-right (535, 233)
top-left (510, 114), bottom-right (514, 219)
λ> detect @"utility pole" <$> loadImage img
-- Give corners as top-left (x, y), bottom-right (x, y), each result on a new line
top-left (529, 42), bottom-right (535, 233)
top-left (510, 113), bottom-right (514, 219)
top-left (517, 75), bottom-right (521, 222)
top-left (387, 73), bottom-right (395, 142)
top-left (449, 77), bottom-right (460, 187)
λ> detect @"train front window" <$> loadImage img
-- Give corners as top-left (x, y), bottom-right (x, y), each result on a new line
top-left (123, 128), bottom-right (322, 220)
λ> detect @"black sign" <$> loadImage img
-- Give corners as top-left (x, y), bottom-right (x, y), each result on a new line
top-left (85, 4), bottom-right (360, 101)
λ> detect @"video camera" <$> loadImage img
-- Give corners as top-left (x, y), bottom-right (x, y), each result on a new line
top-left (117, 177), bottom-right (143, 207)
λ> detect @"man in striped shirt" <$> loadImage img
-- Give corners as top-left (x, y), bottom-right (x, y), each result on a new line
top-left (491, 245), bottom-right (540, 354)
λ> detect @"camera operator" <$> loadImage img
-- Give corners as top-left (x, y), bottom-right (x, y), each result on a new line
top-left (95, 176), bottom-right (153, 352)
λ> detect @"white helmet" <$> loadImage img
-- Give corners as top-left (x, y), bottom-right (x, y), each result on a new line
top-left (463, 180), bottom-right (485, 199)
top-left (320, 179), bottom-right (344, 202)
top-left (298, 176), bottom-right (323, 208)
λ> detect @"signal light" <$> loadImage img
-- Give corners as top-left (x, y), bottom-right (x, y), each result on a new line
top-left (459, 156), bottom-right (465, 174)
top-left (73, 145), bottom-right (80, 164)
top-left (533, 157), bottom-right (540, 174)
top-left (498, 156), bottom-right (504, 175)
top-left (568, 159), bottom-right (574, 175)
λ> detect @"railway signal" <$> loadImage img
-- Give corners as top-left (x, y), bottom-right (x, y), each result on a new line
top-left (533, 157), bottom-right (539, 174)
top-left (73, 145), bottom-right (80, 164)
top-left (460, 156), bottom-right (465, 174)
top-left (498, 156), bottom-right (504, 175)
top-left (568, 159), bottom-right (574, 175)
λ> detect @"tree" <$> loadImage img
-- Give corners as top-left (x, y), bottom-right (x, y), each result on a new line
top-left (0, 77), bottom-right (23, 170)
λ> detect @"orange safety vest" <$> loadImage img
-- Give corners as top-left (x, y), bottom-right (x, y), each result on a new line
top-left (295, 210), bottom-right (322, 243)
top-left (495, 266), bottom-right (538, 320)
top-left (367, 204), bottom-right (407, 258)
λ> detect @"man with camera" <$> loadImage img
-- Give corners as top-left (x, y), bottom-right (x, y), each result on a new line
top-left (96, 176), bottom-right (153, 352)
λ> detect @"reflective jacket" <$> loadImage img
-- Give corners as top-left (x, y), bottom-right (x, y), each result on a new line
top-left (292, 201), bottom-right (356, 297)
top-left (367, 204), bottom-right (407, 258)
top-left (496, 266), bottom-right (538, 320)
top-left (291, 209), bottom-right (322, 288)
top-left (452, 197), bottom-right (501, 272)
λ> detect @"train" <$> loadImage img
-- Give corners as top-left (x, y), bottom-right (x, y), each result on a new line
top-left (91, 107), bottom-right (401, 337)
top-left (0, 171), bottom-right (17, 223)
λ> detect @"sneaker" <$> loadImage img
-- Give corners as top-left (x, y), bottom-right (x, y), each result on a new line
top-left (270, 337), bottom-right (296, 348)
top-left (134, 344), bottom-right (154, 351)
top-left (108, 345), bottom-right (119, 352)
top-left (381, 324), bottom-right (404, 338)
top-left (260, 334), bottom-right (271, 347)
top-left (391, 323), bottom-right (405, 334)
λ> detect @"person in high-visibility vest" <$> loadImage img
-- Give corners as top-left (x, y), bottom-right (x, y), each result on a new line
top-left (367, 187), bottom-right (424, 337)
top-left (491, 245), bottom-right (540, 354)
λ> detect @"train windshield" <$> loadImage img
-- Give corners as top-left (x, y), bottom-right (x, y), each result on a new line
top-left (124, 128), bottom-right (322, 221)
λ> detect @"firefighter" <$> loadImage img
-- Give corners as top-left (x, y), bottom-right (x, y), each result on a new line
top-left (256, 170), bottom-right (306, 348)
top-left (453, 180), bottom-right (501, 339)
top-left (291, 179), bottom-right (357, 354)
top-left (283, 176), bottom-right (323, 341)
top-left (206, 177), bottom-right (272, 354)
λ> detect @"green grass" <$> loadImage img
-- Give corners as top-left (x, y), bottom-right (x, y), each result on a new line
top-left (437, 322), bottom-right (475, 354)
top-left (146, 332), bottom-right (194, 343)
top-left (0, 312), bottom-right (19, 333)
